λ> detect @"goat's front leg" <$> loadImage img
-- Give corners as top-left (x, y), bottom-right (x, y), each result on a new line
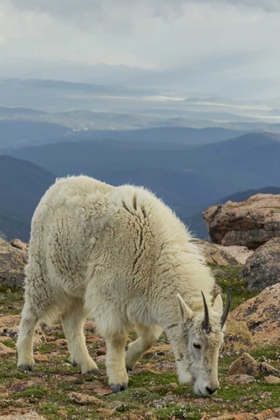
top-left (106, 333), bottom-right (128, 392)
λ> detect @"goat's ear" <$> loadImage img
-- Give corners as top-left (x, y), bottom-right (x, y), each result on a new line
top-left (212, 294), bottom-right (223, 316)
top-left (177, 294), bottom-right (194, 323)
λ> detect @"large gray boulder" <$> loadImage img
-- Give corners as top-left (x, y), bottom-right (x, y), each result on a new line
top-left (241, 237), bottom-right (280, 291)
top-left (202, 193), bottom-right (280, 249)
top-left (0, 238), bottom-right (28, 288)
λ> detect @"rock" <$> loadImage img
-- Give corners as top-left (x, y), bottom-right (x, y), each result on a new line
top-left (194, 240), bottom-right (240, 266)
top-left (96, 346), bottom-right (106, 356)
top-left (10, 239), bottom-right (29, 252)
top-left (0, 238), bottom-right (28, 288)
top-left (259, 362), bottom-right (280, 377)
top-left (83, 381), bottom-right (113, 396)
top-left (0, 412), bottom-right (46, 420)
top-left (151, 361), bottom-right (176, 373)
top-left (95, 408), bottom-right (115, 417)
top-left (212, 283), bottom-right (223, 296)
top-left (224, 374), bottom-right (255, 384)
top-left (202, 414), bottom-right (255, 420)
top-left (265, 375), bottom-right (280, 384)
top-left (96, 355), bottom-right (106, 364)
top-left (228, 284), bottom-right (280, 347)
top-left (34, 353), bottom-right (49, 362)
top-left (241, 238), bottom-right (280, 290)
top-left (68, 391), bottom-right (103, 405)
top-left (202, 194), bottom-right (280, 249)
top-left (0, 315), bottom-right (21, 329)
top-left (255, 410), bottom-right (275, 420)
top-left (63, 376), bottom-right (79, 382)
top-left (55, 338), bottom-right (67, 346)
top-left (0, 336), bottom-right (12, 342)
top-left (9, 380), bottom-right (29, 393)
top-left (223, 320), bottom-right (254, 353)
top-left (228, 352), bottom-right (260, 377)
top-left (228, 352), bottom-right (280, 378)
top-left (203, 410), bottom-right (280, 420)
top-left (220, 245), bottom-right (254, 265)
top-left (0, 342), bottom-right (16, 354)
top-left (143, 344), bottom-right (171, 358)
top-left (274, 408), bottom-right (280, 418)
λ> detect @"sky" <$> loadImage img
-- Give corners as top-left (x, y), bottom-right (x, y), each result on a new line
top-left (1, 0), bottom-right (280, 97)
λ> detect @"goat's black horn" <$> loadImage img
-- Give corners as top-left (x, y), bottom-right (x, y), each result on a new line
top-left (201, 291), bottom-right (211, 333)
top-left (221, 289), bottom-right (231, 328)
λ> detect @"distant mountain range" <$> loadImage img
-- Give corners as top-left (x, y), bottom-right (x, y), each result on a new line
top-left (0, 155), bottom-right (56, 241)
top-left (1, 111), bottom-right (280, 244)
top-left (0, 131), bottom-right (279, 241)
top-left (1, 77), bottom-right (280, 243)
top-left (69, 126), bottom-right (244, 145)
top-left (1, 79), bottom-right (280, 132)
top-left (0, 120), bottom-right (71, 148)
top-left (0, 118), bottom-right (245, 148)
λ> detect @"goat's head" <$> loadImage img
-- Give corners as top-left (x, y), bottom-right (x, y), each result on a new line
top-left (172, 290), bottom-right (230, 397)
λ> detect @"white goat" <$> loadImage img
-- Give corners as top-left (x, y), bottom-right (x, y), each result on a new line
top-left (17, 176), bottom-right (230, 396)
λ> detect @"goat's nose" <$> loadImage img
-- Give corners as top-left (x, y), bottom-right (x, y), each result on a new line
top-left (206, 386), bottom-right (218, 395)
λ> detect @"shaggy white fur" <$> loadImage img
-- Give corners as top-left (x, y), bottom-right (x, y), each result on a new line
top-left (17, 175), bottom-right (227, 396)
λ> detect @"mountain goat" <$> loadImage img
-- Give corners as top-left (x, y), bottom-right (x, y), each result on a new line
top-left (17, 175), bottom-right (230, 396)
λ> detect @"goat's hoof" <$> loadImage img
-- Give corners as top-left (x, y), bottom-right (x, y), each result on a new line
top-left (125, 345), bottom-right (129, 351)
top-left (72, 360), bottom-right (78, 367)
top-left (126, 366), bottom-right (133, 372)
top-left (86, 368), bottom-right (101, 376)
top-left (17, 364), bottom-right (34, 372)
top-left (110, 383), bottom-right (128, 393)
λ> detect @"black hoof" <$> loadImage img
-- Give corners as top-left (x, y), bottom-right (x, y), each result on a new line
top-left (18, 364), bottom-right (33, 372)
top-left (125, 345), bottom-right (129, 351)
top-left (86, 368), bottom-right (101, 376)
top-left (110, 383), bottom-right (128, 393)
top-left (72, 360), bottom-right (77, 367)
top-left (126, 366), bottom-right (133, 372)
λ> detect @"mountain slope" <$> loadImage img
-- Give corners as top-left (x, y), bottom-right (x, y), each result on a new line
top-left (0, 155), bottom-right (56, 240)
top-left (2, 131), bottom-right (280, 239)
top-left (0, 120), bottom-right (71, 148)
top-left (69, 126), bottom-right (244, 145)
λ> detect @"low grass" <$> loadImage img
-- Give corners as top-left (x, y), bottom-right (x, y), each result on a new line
top-left (0, 266), bottom-right (279, 419)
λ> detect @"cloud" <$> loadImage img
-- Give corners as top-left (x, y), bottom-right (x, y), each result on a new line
top-left (8, 0), bottom-right (280, 19)
top-left (1, 0), bottom-right (280, 98)
top-left (7, 0), bottom-right (187, 32)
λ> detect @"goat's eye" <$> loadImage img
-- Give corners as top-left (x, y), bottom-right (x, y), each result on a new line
top-left (193, 343), bottom-right (201, 349)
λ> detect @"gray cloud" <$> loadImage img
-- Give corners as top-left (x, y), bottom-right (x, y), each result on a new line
top-left (8, 0), bottom-right (186, 27)
top-left (1, 0), bottom-right (280, 98)
top-left (8, 0), bottom-right (280, 17)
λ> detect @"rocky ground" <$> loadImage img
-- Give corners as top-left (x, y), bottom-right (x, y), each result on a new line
top-left (0, 266), bottom-right (279, 420)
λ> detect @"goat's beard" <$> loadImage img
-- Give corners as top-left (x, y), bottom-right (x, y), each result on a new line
top-left (176, 360), bottom-right (194, 386)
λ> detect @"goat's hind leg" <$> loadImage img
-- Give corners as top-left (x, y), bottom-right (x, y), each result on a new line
top-left (125, 324), bottom-right (162, 371)
top-left (17, 302), bottom-right (39, 371)
top-left (17, 284), bottom-right (53, 371)
top-left (61, 298), bottom-right (100, 375)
